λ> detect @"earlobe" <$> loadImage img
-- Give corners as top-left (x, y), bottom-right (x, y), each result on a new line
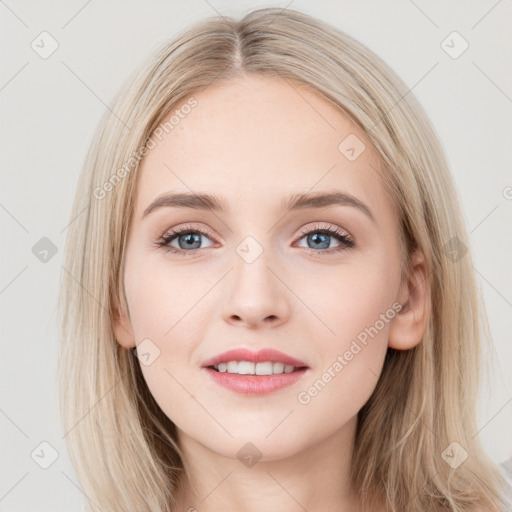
top-left (112, 300), bottom-right (137, 350)
top-left (388, 250), bottom-right (430, 351)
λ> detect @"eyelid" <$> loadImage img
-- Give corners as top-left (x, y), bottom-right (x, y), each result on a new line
top-left (158, 223), bottom-right (217, 245)
top-left (161, 223), bottom-right (216, 239)
top-left (295, 222), bottom-right (352, 240)
top-left (293, 223), bottom-right (355, 253)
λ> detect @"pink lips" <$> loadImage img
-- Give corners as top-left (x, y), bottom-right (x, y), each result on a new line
top-left (201, 348), bottom-right (308, 368)
top-left (201, 348), bottom-right (309, 396)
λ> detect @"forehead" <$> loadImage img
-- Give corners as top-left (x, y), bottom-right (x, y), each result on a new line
top-left (135, 73), bottom-right (391, 218)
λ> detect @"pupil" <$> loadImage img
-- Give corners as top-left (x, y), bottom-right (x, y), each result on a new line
top-left (310, 233), bottom-right (329, 249)
top-left (180, 233), bottom-right (201, 249)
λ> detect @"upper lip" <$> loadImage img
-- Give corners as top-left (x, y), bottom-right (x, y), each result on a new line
top-left (202, 348), bottom-right (308, 368)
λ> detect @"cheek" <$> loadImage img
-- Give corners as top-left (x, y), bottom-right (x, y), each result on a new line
top-left (294, 258), bottom-right (399, 405)
top-left (295, 343), bottom-right (386, 443)
top-left (125, 254), bottom-right (211, 341)
top-left (294, 268), bottom-right (396, 428)
top-left (303, 259), bottom-right (400, 347)
top-left (123, 255), bottom-right (214, 418)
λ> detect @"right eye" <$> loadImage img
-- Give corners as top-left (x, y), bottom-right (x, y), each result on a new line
top-left (156, 225), bottom-right (216, 256)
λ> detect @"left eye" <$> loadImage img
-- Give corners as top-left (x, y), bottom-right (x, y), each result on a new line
top-left (294, 225), bottom-right (354, 252)
top-left (295, 228), bottom-right (352, 251)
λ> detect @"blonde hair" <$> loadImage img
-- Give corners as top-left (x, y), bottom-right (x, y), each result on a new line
top-left (57, 7), bottom-right (511, 511)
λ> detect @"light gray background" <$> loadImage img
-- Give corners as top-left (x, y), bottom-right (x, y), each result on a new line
top-left (1, 1), bottom-right (511, 510)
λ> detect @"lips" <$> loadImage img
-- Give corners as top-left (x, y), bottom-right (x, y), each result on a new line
top-left (201, 348), bottom-right (308, 369)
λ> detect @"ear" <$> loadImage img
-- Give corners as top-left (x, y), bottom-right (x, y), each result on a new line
top-left (112, 297), bottom-right (137, 350)
top-left (388, 250), bottom-right (430, 350)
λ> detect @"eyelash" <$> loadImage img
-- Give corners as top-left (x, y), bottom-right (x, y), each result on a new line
top-left (155, 223), bottom-right (355, 257)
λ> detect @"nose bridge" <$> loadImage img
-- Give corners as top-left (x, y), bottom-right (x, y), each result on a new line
top-left (232, 233), bottom-right (278, 297)
top-left (221, 231), bottom-right (290, 327)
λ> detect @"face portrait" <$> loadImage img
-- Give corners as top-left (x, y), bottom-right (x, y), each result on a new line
top-left (46, 4), bottom-right (508, 509)
top-left (113, 72), bottom-right (426, 481)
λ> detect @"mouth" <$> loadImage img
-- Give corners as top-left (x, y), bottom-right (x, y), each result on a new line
top-left (201, 348), bottom-right (309, 395)
top-left (201, 347), bottom-right (308, 370)
top-left (203, 365), bottom-right (309, 395)
top-left (207, 361), bottom-right (307, 375)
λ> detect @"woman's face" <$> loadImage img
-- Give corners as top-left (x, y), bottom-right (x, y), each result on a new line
top-left (115, 73), bottom-right (411, 461)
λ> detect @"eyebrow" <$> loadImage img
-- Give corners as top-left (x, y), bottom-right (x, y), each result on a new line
top-left (142, 191), bottom-right (376, 224)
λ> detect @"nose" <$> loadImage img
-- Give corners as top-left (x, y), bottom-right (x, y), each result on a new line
top-left (221, 248), bottom-right (291, 330)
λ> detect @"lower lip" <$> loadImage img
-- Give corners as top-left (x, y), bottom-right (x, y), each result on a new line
top-left (203, 367), bottom-right (309, 395)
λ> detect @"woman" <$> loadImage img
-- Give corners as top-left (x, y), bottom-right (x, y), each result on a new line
top-left (58, 7), bottom-right (512, 511)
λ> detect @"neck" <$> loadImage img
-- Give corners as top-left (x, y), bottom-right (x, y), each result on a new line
top-left (172, 415), bottom-right (374, 512)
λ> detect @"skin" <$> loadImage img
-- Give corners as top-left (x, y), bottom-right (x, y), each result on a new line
top-left (114, 73), bottom-right (429, 512)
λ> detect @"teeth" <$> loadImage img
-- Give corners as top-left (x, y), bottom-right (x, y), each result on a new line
top-left (213, 361), bottom-right (298, 375)
top-left (226, 361), bottom-right (238, 373)
top-left (273, 362), bottom-right (284, 373)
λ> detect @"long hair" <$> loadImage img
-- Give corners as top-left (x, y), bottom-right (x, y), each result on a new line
top-left (57, 7), bottom-right (512, 511)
